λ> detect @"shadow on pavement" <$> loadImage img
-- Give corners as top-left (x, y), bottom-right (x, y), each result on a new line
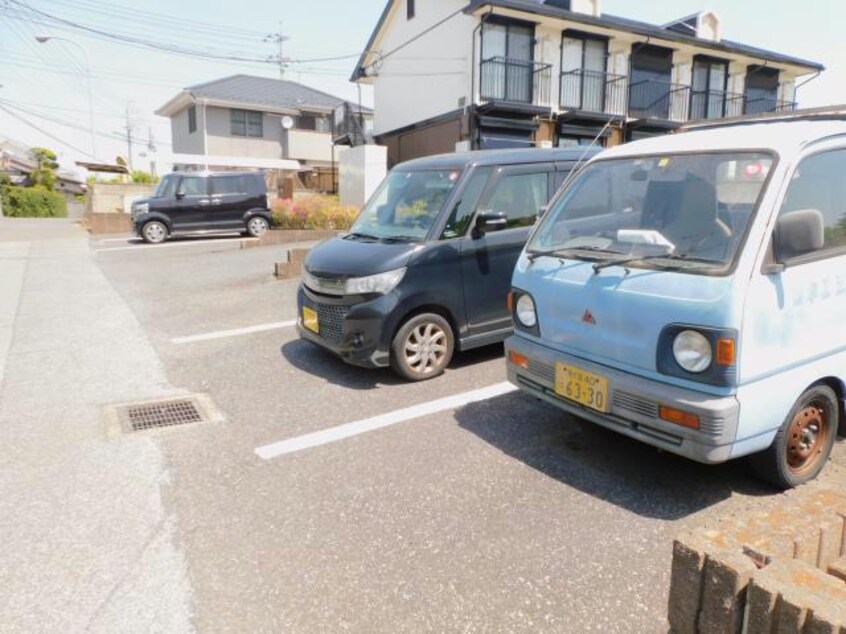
top-left (280, 339), bottom-right (403, 390)
top-left (455, 390), bottom-right (774, 521)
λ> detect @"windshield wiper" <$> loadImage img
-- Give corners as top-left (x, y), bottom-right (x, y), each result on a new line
top-left (592, 252), bottom-right (723, 274)
top-left (344, 232), bottom-right (381, 242)
top-left (527, 245), bottom-right (617, 262)
top-left (379, 235), bottom-right (419, 243)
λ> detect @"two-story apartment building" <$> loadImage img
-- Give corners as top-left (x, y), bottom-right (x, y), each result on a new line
top-left (156, 74), bottom-right (373, 179)
top-left (352, 0), bottom-right (823, 165)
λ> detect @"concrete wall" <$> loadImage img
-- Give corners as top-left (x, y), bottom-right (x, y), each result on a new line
top-left (85, 182), bottom-right (154, 215)
top-left (369, 0), bottom-right (475, 135)
top-left (338, 145), bottom-right (387, 208)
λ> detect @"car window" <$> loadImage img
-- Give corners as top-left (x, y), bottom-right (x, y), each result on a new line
top-left (178, 176), bottom-right (207, 196)
top-left (777, 149), bottom-right (846, 258)
top-left (212, 175), bottom-right (247, 195)
top-left (485, 171), bottom-right (548, 229)
top-left (441, 167), bottom-right (492, 239)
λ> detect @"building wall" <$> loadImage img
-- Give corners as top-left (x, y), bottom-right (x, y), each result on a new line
top-left (170, 106), bottom-right (205, 155)
top-left (285, 129), bottom-right (333, 163)
top-left (368, 0), bottom-right (476, 135)
top-left (377, 112), bottom-right (466, 166)
top-left (204, 106), bottom-right (283, 159)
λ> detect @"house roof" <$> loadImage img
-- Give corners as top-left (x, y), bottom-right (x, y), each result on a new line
top-left (156, 74), bottom-right (372, 117)
top-left (352, 0), bottom-right (822, 81)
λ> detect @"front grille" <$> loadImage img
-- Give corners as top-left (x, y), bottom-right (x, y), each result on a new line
top-left (527, 359), bottom-right (555, 384)
top-left (612, 390), bottom-right (659, 419)
top-left (313, 302), bottom-right (349, 344)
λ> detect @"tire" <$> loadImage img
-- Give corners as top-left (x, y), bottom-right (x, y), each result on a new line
top-left (751, 385), bottom-right (838, 489)
top-left (246, 216), bottom-right (269, 238)
top-left (390, 313), bottom-right (455, 381)
top-left (141, 220), bottom-right (167, 244)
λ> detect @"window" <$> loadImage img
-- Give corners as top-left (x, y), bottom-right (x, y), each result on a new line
top-left (177, 175), bottom-right (207, 196)
top-left (442, 167), bottom-right (493, 238)
top-left (211, 175), bottom-right (247, 195)
top-left (188, 105), bottom-right (196, 134)
top-left (745, 66), bottom-right (780, 114)
top-left (531, 152), bottom-right (774, 272)
top-left (407, 0), bottom-right (415, 20)
top-left (480, 20), bottom-right (534, 102)
top-left (297, 114), bottom-right (316, 131)
top-left (231, 109), bottom-right (263, 137)
top-left (486, 171), bottom-right (548, 229)
top-left (154, 174), bottom-right (177, 198)
top-left (777, 149), bottom-right (846, 260)
top-left (691, 57), bottom-right (728, 120)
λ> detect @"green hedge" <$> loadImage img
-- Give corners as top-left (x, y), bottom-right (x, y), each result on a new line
top-left (1, 185), bottom-right (67, 218)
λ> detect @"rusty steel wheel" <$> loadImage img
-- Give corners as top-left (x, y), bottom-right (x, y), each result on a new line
top-left (752, 385), bottom-right (839, 489)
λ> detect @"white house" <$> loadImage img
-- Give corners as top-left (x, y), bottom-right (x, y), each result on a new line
top-left (352, 0), bottom-right (823, 165)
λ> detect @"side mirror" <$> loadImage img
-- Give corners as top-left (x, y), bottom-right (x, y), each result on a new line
top-left (538, 204), bottom-right (549, 218)
top-left (175, 191), bottom-right (186, 200)
top-left (766, 209), bottom-right (825, 273)
top-left (472, 210), bottom-right (507, 238)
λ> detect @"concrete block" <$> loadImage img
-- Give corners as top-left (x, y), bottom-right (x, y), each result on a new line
top-left (668, 535), bottom-right (708, 634)
top-left (274, 262), bottom-right (291, 279)
top-left (288, 248), bottom-right (309, 264)
top-left (697, 550), bottom-right (757, 634)
top-left (745, 559), bottom-right (846, 634)
top-left (828, 557), bottom-right (846, 583)
top-left (818, 515), bottom-right (845, 571)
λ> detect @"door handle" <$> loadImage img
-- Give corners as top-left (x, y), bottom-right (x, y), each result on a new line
top-left (198, 199), bottom-right (211, 205)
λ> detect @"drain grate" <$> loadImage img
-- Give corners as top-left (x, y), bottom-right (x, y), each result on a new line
top-left (104, 393), bottom-right (224, 437)
top-left (126, 399), bottom-right (203, 431)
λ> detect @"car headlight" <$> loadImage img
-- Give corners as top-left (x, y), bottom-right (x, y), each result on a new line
top-left (345, 267), bottom-right (406, 295)
top-left (515, 294), bottom-right (537, 328)
top-left (133, 203), bottom-right (149, 215)
top-left (672, 330), bottom-right (712, 373)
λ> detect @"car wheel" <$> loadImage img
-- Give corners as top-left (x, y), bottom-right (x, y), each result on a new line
top-left (390, 313), bottom-right (454, 381)
top-left (751, 385), bottom-right (838, 489)
top-left (246, 216), bottom-right (269, 237)
top-left (141, 220), bottom-right (167, 244)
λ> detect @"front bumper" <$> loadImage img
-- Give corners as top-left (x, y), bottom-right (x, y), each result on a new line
top-left (296, 285), bottom-right (394, 368)
top-left (505, 335), bottom-right (740, 464)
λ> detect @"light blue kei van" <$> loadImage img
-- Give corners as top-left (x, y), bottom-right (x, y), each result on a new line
top-left (505, 114), bottom-right (846, 488)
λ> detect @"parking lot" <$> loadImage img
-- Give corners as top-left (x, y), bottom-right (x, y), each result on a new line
top-left (4, 221), bottom-right (846, 632)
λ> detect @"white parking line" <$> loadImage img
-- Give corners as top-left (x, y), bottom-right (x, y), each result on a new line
top-left (94, 237), bottom-right (255, 253)
top-left (171, 320), bottom-right (297, 344)
top-left (255, 381), bottom-right (518, 460)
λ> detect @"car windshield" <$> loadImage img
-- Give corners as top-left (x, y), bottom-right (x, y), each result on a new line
top-left (154, 174), bottom-right (177, 198)
top-left (528, 152), bottom-right (774, 272)
top-left (349, 168), bottom-right (462, 241)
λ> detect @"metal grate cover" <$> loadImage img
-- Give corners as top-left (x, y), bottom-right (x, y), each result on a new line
top-left (126, 399), bottom-right (203, 431)
top-left (104, 394), bottom-right (224, 437)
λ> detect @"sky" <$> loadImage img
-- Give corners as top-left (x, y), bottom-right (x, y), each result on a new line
top-left (0, 0), bottom-right (843, 176)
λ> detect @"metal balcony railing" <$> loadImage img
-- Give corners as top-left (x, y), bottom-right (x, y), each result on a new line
top-left (628, 79), bottom-right (690, 122)
top-left (689, 89), bottom-right (746, 120)
top-left (744, 96), bottom-right (798, 115)
top-left (559, 69), bottom-right (627, 117)
top-left (332, 103), bottom-right (374, 146)
top-left (479, 56), bottom-right (552, 107)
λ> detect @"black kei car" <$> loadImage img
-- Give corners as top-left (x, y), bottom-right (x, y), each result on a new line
top-left (131, 171), bottom-right (271, 243)
top-left (297, 147), bottom-right (600, 381)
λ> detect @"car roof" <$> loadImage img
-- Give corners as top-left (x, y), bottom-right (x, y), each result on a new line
top-left (394, 147), bottom-right (603, 171)
top-left (167, 171), bottom-right (260, 178)
top-left (599, 120), bottom-right (846, 161)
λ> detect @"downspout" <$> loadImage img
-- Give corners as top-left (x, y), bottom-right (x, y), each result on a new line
top-left (793, 70), bottom-right (821, 107)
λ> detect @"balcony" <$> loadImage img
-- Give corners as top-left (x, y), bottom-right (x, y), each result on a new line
top-left (560, 69), bottom-right (627, 117)
top-left (332, 102), bottom-right (374, 146)
top-left (689, 89), bottom-right (746, 120)
top-left (479, 56), bottom-right (552, 110)
top-left (628, 79), bottom-right (690, 122)
top-left (744, 96), bottom-right (797, 115)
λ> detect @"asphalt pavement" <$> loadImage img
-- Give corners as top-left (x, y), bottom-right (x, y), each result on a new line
top-left (3, 218), bottom-right (846, 633)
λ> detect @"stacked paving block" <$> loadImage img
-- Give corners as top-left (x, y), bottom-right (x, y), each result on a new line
top-left (274, 247), bottom-right (310, 279)
top-left (668, 489), bottom-right (846, 633)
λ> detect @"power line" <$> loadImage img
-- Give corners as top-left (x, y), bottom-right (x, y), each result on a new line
top-left (0, 103), bottom-right (95, 158)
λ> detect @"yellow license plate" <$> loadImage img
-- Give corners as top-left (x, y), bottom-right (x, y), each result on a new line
top-left (302, 306), bottom-right (319, 333)
top-left (554, 363), bottom-right (609, 413)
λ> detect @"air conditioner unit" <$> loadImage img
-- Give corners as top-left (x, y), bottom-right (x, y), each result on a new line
top-left (455, 140), bottom-right (471, 153)
top-left (538, 140), bottom-right (553, 149)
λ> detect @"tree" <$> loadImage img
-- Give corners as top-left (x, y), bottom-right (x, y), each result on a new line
top-left (130, 170), bottom-right (159, 184)
top-left (29, 147), bottom-right (59, 191)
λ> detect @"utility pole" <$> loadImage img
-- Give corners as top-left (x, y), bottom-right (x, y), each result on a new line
top-left (264, 23), bottom-right (290, 79)
top-left (124, 105), bottom-right (134, 171)
top-left (147, 127), bottom-right (157, 178)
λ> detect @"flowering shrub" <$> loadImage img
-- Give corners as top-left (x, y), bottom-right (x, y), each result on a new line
top-left (270, 195), bottom-right (359, 230)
